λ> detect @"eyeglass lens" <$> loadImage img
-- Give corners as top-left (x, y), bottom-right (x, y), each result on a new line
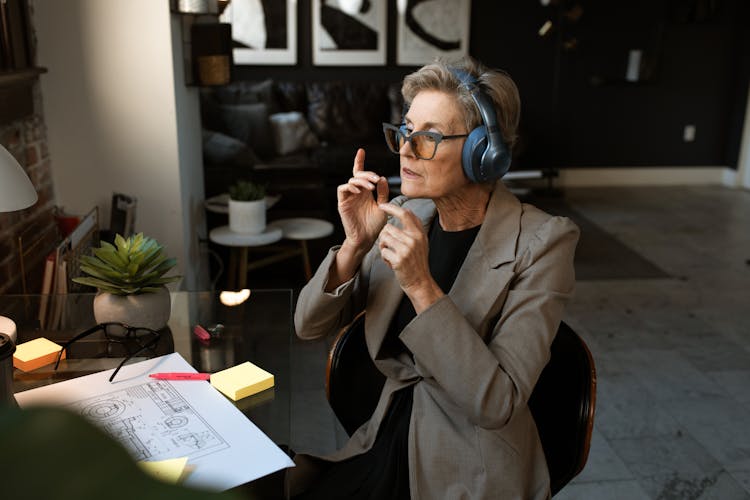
top-left (384, 125), bottom-right (437, 160)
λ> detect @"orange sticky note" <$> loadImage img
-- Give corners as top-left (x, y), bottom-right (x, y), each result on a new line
top-left (13, 337), bottom-right (65, 372)
top-left (210, 361), bottom-right (274, 401)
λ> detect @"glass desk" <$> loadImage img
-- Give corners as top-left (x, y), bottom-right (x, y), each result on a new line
top-left (2, 290), bottom-right (293, 495)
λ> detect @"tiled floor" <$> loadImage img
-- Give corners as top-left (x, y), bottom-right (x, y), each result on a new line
top-left (554, 186), bottom-right (750, 500)
top-left (254, 185), bottom-right (750, 499)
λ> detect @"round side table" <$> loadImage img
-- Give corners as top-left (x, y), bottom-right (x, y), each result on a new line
top-left (209, 226), bottom-right (283, 289)
top-left (267, 218), bottom-right (335, 280)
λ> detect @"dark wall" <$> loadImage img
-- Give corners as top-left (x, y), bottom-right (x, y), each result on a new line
top-left (231, 0), bottom-right (749, 170)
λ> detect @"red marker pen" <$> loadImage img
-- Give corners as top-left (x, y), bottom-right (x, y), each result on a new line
top-left (193, 325), bottom-right (212, 342)
top-left (149, 372), bottom-right (211, 381)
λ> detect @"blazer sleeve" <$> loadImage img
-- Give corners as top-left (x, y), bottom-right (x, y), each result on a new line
top-left (399, 215), bottom-right (579, 429)
top-left (294, 195), bottom-right (413, 341)
top-left (294, 246), bottom-right (371, 340)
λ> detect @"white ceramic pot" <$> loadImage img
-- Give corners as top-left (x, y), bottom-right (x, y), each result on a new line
top-left (93, 286), bottom-right (171, 334)
top-left (228, 198), bottom-right (266, 234)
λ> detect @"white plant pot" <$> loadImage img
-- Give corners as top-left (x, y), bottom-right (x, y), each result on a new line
top-left (93, 286), bottom-right (171, 335)
top-left (228, 198), bottom-right (266, 234)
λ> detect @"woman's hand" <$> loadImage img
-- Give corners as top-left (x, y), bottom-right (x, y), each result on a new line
top-left (338, 148), bottom-right (390, 253)
top-left (325, 149), bottom-right (390, 291)
top-left (378, 204), bottom-right (443, 313)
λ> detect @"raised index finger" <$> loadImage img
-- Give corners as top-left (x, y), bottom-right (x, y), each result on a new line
top-left (353, 148), bottom-right (366, 175)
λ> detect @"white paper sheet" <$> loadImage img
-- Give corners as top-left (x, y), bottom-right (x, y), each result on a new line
top-left (14, 352), bottom-right (294, 491)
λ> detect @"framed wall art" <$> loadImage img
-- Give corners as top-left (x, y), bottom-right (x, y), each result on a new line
top-left (396, 0), bottom-right (471, 66)
top-left (220, 0), bottom-right (297, 65)
top-left (312, 0), bottom-right (387, 66)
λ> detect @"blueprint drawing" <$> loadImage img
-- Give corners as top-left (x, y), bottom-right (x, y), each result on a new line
top-left (68, 380), bottom-right (229, 461)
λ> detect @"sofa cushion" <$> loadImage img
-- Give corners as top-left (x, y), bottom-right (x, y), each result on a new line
top-left (269, 112), bottom-right (320, 156)
top-left (219, 103), bottom-right (274, 159)
top-left (202, 129), bottom-right (259, 166)
top-left (215, 79), bottom-right (278, 110)
top-left (306, 81), bottom-right (391, 144)
top-left (275, 81), bottom-right (308, 113)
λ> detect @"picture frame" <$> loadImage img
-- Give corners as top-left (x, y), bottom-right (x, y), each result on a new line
top-left (220, 0), bottom-right (297, 65)
top-left (312, 0), bottom-right (387, 66)
top-left (396, 0), bottom-right (471, 66)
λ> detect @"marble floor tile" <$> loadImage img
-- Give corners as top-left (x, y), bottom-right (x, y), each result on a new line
top-left (608, 433), bottom-right (722, 479)
top-left (637, 471), bottom-right (750, 500)
top-left (728, 469), bottom-right (750, 495)
top-left (555, 479), bottom-right (651, 500)
top-left (674, 330), bottom-right (750, 373)
top-left (706, 370), bottom-right (750, 407)
top-left (574, 428), bottom-right (634, 482)
top-left (594, 387), bottom-right (682, 441)
top-left (692, 310), bottom-right (750, 356)
top-left (663, 396), bottom-right (750, 470)
top-left (613, 349), bottom-right (726, 401)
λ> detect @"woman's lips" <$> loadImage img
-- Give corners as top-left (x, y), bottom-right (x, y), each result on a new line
top-left (401, 167), bottom-right (420, 179)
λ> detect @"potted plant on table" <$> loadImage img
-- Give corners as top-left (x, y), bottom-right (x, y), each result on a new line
top-left (228, 179), bottom-right (267, 234)
top-left (72, 233), bottom-right (181, 332)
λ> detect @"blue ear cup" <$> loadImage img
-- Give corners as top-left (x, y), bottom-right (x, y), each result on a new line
top-left (450, 68), bottom-right (512, 182)
top-left (462, 126), bottom-right (489, 183)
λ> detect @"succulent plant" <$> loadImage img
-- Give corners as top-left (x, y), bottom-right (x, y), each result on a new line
top-left (228, 179), bottom-right (267, 202)
top-left (72, 233), bottom-right (181, 295)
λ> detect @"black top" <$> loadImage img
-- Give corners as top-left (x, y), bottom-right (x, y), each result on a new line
top-left (295, 219), bottom-right (481, 500)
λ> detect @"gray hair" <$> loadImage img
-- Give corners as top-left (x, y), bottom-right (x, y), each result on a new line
top-left (401, 56), bottom-right (521, 152)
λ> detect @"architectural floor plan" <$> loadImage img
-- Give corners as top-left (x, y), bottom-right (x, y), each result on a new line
top-left (15, 352), bottom-right (294, 490)
top-left (69, 380), bottom-right (229, 461)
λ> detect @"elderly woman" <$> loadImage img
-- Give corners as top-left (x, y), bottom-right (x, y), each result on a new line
top-left (289, 57), bottom-right (579, 499)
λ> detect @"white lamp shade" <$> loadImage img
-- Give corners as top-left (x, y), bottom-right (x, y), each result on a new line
top-left (0, 144), bottom-right (38, 212)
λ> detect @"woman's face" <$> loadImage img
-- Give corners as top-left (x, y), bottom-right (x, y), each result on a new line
top-left (399, 90), bottom-right (470, 200)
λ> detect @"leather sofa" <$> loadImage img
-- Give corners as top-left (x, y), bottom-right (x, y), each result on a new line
top-left (200, 79), bottom-right (403, 219)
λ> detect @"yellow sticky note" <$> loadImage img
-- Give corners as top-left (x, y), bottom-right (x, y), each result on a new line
top-left (210, 361), bottom-right (274, 401)
top-left (13, 337), bottom-right (65, 372)
top-left (137, 457), bottom-right (189, 484)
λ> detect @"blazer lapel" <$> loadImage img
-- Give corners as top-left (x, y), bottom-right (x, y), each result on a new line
top-left (364, 185), bottom-right (521, 369)
top-left (365, 198), bottom-right (437, 379)
top-left (448, 183), bottom-right (522, 339)
top-left (365, 256), bottom-right (403, 358)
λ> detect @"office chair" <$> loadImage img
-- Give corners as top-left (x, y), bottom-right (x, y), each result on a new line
top-left (325, 312), bottom-right (596, 497)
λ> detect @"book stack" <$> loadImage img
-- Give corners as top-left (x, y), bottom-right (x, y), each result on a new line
top-left (39, 207), bottom-right (99, 329)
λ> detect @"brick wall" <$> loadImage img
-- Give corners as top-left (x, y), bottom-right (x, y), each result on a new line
top-left (0, 81), bottom-right (56, 294)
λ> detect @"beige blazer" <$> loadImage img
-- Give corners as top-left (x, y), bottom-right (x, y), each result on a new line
top-left (290, 182), bottom-right (579, 499)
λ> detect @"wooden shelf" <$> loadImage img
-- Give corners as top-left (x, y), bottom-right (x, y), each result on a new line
top-left (0, 67), bottom-right (47, 87)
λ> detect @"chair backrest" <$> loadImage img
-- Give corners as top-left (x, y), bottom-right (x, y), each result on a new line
top-left (527, 321), bottom-right (596, 495)
top-left (325, 315), bottom-right (596, 496)
top-left (326, 312), bottom-right (384, 436)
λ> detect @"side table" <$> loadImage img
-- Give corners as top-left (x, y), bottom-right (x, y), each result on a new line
top-left (209, 226), bottom-right (283, 289)
top-left (267, 218), bottom-right (334, 280)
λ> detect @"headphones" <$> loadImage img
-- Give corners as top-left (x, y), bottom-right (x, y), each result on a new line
top-left (449, 68), bottom-right (512, 182)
